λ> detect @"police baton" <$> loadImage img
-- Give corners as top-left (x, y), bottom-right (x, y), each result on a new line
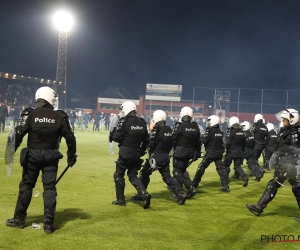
top-left (187, 156), bottom-right (203, 167)
top-left (56, 164), bottom-right (71, 185)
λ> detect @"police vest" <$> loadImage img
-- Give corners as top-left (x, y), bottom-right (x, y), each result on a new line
top-left (175, 121), bottom-right (199, 147)
top-left (121, 117), bottom-right (147, 148)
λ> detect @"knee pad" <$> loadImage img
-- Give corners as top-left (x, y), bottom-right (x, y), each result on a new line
top-left (267, 179), bottom-right (281, 192)
top-left (114, 171), bottom-right (123, 181)
top-left (19, 181), bottom-right (32, 194)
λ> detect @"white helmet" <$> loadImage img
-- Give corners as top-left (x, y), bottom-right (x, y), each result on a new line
top-left (180, 106), bottom-right (193, 121)
top-left (119, 101), bottom-right (136, 117)
top-left (153, 110), bottom-right (166, 125)
top-left (266, 123), bottom-right (274, 131)
top-left (228, 116), bottom-right (239, 127)
top-left (254, 114), bottom-right (263, 123)
top-left (281, 109), bottom-right (299, 125)
top-left (207, 115), bottom-right (219, 127)
top-left (240, 121), bottom-right (250, 131)
top-left (35, 86), bottom-right (58, 109)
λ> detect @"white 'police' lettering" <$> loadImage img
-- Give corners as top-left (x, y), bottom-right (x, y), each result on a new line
top-left (236, 132), bottom-right (244, 135)
top-left (260, 128), bottom-right (267, 131)
top-left (185, 128), bottom-right (196, 132)
top-left (131, 126), bottom-right (143, 130)
top-left (215, 133), bottom-right (223, 136)
top-left (164, 132), bottom-right (172, 136)
top-left (35, 117), bottom-right (55, 123)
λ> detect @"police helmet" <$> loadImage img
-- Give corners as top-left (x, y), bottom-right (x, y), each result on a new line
top-left (153, 110), bottom-right (166, 125)
top-left (240, 121), bottom-right (250, 131)
top-left (281, 109), bottom-right (299, 125)
top-left (266, 123), bottom-right (274, 131)
top-left (207, 115), bottom-right (219, 127)
top-left (180, 106), bottom-right (193, 121)
top-left (35, 86), bottom-right (58, 109)
top-left (228, 116), bottom-right (239, 127)
top-left (254, 114), bottom-right (263, 123)
top-left (119, 101), bottom-right (136, 117)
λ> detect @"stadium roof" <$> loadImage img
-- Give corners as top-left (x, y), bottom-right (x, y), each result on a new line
top-left (98, 86), bottom-right (134, 99)
top-left (0, 72), bottom-right (56, 85)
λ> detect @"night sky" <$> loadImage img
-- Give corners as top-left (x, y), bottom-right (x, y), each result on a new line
top-left (1, 0), bottom-right (300, 109)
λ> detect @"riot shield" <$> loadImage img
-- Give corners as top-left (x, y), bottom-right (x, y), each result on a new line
top-left (108, 115), bottom-right (119, 155)
top-left (5, 126), bottom-right (15, 177)
top-left (269, 145), bottom-right (300, 187)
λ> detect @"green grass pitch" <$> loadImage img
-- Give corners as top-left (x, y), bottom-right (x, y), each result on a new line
top-left (1, 124), bottom-right (300, 249)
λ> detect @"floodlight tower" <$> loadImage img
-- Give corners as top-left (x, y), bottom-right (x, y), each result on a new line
top-left (52, 10), bottom-right (74, 110)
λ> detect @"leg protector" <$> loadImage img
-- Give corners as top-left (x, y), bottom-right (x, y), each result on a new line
top-left (192, 162), bottom-right (206, 188)
top-left (234, 165), bottom-right (248, 187)
top-left (113, 171), bottom-right (126, 203)
top-left (246, 179), bottom-right (281, 216)
top-left (216, 165), bottom-right (229, 188)
top-left (14, 182), bottom-right (32, 220)
top-left (292, 186), bottom-right (300, 209)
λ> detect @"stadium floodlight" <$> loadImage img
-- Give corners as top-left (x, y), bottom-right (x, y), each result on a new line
top-left (52, 10), bottom-right (74, 110)
top-left (52, 10), bottom-right (74, 33)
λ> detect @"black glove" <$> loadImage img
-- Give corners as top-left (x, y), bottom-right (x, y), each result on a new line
top-left (68, 154), bottom-right (77, 167)
top-left (193, 150), bottom-right (201, 161)
top-left (140, 151), bottom-right (146, 157)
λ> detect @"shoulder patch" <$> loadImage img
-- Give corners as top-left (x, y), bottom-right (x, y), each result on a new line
top-left (56, 109), bottom-right (68, 117)
top-left (21, 107), bottom-right (34, 115)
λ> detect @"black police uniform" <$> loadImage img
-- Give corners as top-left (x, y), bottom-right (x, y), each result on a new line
top-left (111, 111), bottom-right (151, 208)
top-left (252, 120), bottom-right (268, 161)
top-left (263, 129), bottom-right (277, 170)
top-left (131, 120), bottom-right (187, 205)
top-left (192, 124), bottom-right (230, 192)
top-left (241, 129), bottom-right (265, 181)
top-left (246, 122), bottom-right (300, 220)
top-left (224, 124), bottom-right (249, 187)
top-left (6, 101), bottom-right (76, 233)
top-left (172, 117), bottom-right (201, 198)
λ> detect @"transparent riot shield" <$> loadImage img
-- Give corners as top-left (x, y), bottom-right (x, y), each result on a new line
top-left (269, 145), bottom-right (300, 187)
top-left (108, 115), bottom-right (119, 155)
top-left (5, 126), bottom-right (15, 177)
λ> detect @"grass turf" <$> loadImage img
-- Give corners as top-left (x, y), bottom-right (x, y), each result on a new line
top-left (1, 125), bottom-right (300, 250)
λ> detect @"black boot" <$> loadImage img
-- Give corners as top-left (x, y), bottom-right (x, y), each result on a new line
top-left (220, 186), bottom-right (230, 192)
top-left (176, 192), bottom-right (187, 205)
top-left (113, 172), bottom-right (126, 206)
top-left (130, 194), bottom-right (142, 200)
top-left (112, 200), bottom-right (126, 206)
top-left (186, 186), bottom-right (197, 199)
top-left (141, 192), bottom-right (151, 209)
top-left (256, 168), bottom-right (265, 182)
top-left (6, 217), bottom-right (25, 229)
top-left (44, 218), bottom-right (54, 234)
top-left (246, 179), bottom-right (281, 216)
top-left (242, 176), bottom-right (249, 187)
top-left (192, 163), bottom-right (205, 188)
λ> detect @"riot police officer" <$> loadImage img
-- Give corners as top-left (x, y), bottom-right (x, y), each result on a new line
top-left (110, 101), bottom-right (151, 208)
top-left (130, 110), bottom-right (187, 205)
top-left (224, 116), bottom-right (248, 187)
top-left (6, 86), bottom-right (77, 234)
top-left (240, 121), bottom-right (265, 181)
top-left (172, 107), bottom-right (201, 199)
top-left (263, 123), bottom-right (277, 170)
top-left (252, 114), bottom-right (268, 161)
top-left (192, 115), bottom-right (229, 192)
top-left (246, 109), bottom-right (300, 220)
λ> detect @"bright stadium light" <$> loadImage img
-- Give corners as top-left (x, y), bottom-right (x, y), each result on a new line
top-left (52, 10), bottom-right (74, 110)
top-left (52, 10), bottom-right (74, 32)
